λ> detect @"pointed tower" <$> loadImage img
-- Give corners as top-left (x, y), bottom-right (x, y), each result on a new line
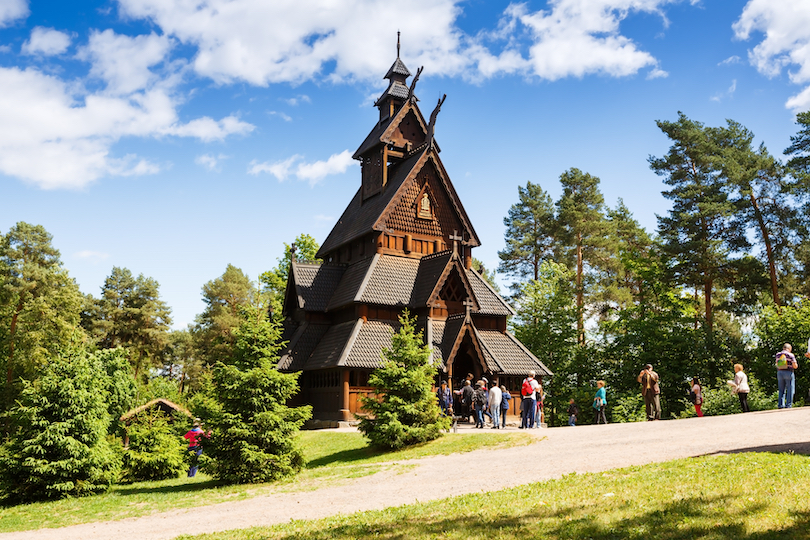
top-left (279, 40), bottom-right (552, 423)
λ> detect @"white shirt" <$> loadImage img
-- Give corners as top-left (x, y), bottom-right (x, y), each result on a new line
top-left (489, 386), bottom-right (502, 410)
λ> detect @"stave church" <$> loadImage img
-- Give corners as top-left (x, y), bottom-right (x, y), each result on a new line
top-left (277, 39), bottom-right (552, 421)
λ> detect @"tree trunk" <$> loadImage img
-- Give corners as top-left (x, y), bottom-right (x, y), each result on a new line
top-left (704, 278), bottom-right (713, 333)
top-left (576, 232), bottom-right (584, 345)
top-left (749, 192), bottom-right (780, 309)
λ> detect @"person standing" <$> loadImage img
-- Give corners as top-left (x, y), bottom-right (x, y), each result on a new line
top-left (457, 380), bottom-right (474, 422)
top-left (731, 364), bottom-right (750, 413)
top-left (567, 399), bottom-right (579, 426)
top-left (436, 380), bottom-right (452, 417)
top-left (500, 386), bottom-right (511, 428)
top-left (184, 420), bottom-right (209, 477)
top-left (488, 381), bottom-right (502, 429)
top-left (775, 343), bottom-right (799, 408)
top-left (593, 381), bottom-right (608, 424)
top-left (691, 377), bottom-right (703, 417)
top-left (472, 381), bottom-right (487, 428)
top-left (638, 364), bottom-right (661, 421)
top-left (520, 371), bottom-right (541, 429)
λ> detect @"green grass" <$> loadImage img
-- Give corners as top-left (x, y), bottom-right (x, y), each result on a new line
top-left (181, 452), bottom-right (810, 540)
top-left (0, 431), bottom-right (532, 533)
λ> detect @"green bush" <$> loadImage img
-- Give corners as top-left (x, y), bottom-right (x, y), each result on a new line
top-left (0, 343), bottom-right (121, 502)
top-left (122, 412), bottom-right (188, 482)
top-left (611, 393), bottom-right (647, 423)
top-left (678, 375), bottom-right (778, 418)
top-left (358, 311), bottom-right (451, 449)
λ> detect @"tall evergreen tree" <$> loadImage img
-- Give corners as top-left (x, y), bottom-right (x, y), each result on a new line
top-left (0, 222), bottom-right (84, 417)
top-left (86, 267), bottom-right (172, 378)
top-left (650, 113), bottom-right (749, 332)
top-left (260, 233), bottom-right (320, 319)
top-left (193, 265), bottom-right (257, 367)
top-left (498, 182), bottom-right (556, 289)
top-left (555, 168), bottom-right (613, 344)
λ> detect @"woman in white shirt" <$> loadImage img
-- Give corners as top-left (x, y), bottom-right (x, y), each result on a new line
top-left (733, 363), bottom-right (750, 413)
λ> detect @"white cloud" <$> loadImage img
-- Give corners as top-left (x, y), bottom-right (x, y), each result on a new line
top-left (195, 153), bottom-right (228, 171)
top-left (0, 45), bottom-right (11, 53)
top-left (248, 150), bottom-right (357, 185)
top-left (268, 110), bottom-right (292, 122)
top-left (719, 55), bottom-right (741, 65)
top-left (0, 0), bottom-right (28, 28)
top-left (117, 0), bottom-right (674, 83)
top-left (283, 95), bottom-right (311, 106)
top-left (78, 30), bottom-right (172, 95)
top-left (22, 27), bottom-right (71, 56)
top-left (0, 63), bottom-right (254, 189)
top-left (710, 79), bottom-right (737, 102)
top-left (734, 0), bottom-right (810, 110)
top-left (647, 67), bottom-right (669, 79)
top-left (73, 250), bottom-right (110, 263)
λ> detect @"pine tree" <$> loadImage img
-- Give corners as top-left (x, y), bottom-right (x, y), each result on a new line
top-left (0, 339), bottom-right (120, 502)
top-left (194, 304), bottom-right (311, 484)
top-left (358, 311), bottom-right (450, 450)
top-left (260, 233), bottom-right (321, 319)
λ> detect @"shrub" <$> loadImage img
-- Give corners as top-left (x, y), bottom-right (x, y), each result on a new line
top-left (679, 374), bottom-right (778, 418)
top-left (0, 343), bottom-right (121, 502)
top-left (358, 311), bottom-right (451, 449)
top-left (611, 393), bottom-right (647, 423)
top-left (122, 411), bottom-right (188, 482)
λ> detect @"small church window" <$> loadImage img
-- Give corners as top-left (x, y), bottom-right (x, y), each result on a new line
top-left (418, 192), bottom-right (432, 219)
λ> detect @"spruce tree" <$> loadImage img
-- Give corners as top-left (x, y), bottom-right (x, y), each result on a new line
top-left (0, 340), bottom-right (120, 502)
top-left (358, 311), bottom-right (450, 450)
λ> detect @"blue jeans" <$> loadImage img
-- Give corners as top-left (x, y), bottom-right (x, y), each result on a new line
top-left (777, 370), bottom-right (795, 408)
top-left (501, 407), bottom-right (508, 427)
top-left (568, 415), bottom-right (576, 426)
top-left (521, 398), bottom-right (536, 428)
top-left (188, 446), bottom-right (202, 477)
top-left (474, 405), bottom-right (485, 427)
top-left (489, 405), bottom-right (500, 428)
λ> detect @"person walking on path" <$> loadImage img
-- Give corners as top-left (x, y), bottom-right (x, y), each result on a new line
top-left (691, 377), bottom-right (704, 417)
top-left (567, 399), bottom-right (579, 426)
top-left (472, 381), bottom-right (487, 428)
top-left (730, 364), bottom-right (750, 413)
top-left (638, 364), bottom-right (661, 421)
top-left (593, 381), bottom-right (608, 424)
top-left (456, 380), bottom-right (474, 422)
top-left (436, 380), bottom-right (452, 417)
top-left (775, 343), bottom-right (799, 408)
top-left (488, 381), bottom-right (502, 429)
top-left (520, 371), bottom-right (541, 429)
top-left (184, 420), bottom-right (209, 477)
top-left (500, 386), bottom-right (511, 428)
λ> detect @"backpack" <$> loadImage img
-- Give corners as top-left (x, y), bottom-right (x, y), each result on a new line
top-left (688, 390), bottom-right (697, 404)
top-left (472, 389), bottom-right (486, 407)
top-left (521, 379), bottom-right (534, 397)
top-left (776, 353), bottom-right (789, 370)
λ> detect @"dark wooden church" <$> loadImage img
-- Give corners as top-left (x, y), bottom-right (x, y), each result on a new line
top-left (278, 43), bottom-right (552, 421)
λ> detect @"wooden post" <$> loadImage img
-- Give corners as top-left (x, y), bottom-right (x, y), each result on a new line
top-left (340, 370), bottom-right (351, 421)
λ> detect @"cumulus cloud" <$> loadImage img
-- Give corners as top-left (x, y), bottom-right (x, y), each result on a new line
top-left (268, 110), bottom-right (292, 122)
top-left (195, 153), bottom-right (228, 171)
top-left (248, 150), bottom-right (356, 185)
top-left (117, 0), bottom-right (675, 83)
top-left (734, 0), bottom-right (810, 110)
top-left (22, 27), bottom-right (71, 56)
top-left (283, 95), bottom-right (311, 106)
top-left (0, 0), bottom-right (28, 28)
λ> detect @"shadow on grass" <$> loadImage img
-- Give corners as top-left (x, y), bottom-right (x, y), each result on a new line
top-left (265, 495), bottom-right (810, 540)
top-left (114, 478), bottom-right (227, 497)
top-left (704, 441), bottom-right (810, 456)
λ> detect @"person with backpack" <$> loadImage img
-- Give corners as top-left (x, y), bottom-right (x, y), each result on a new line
top-left (500, 386), bottom-right (511, 428)
top-left (472, 380), bottom-right (487, 428)
top-left (519, 370), bottom-right (541, 429)
top-left (775, 343), bottom-right (799, 408)
top-left (567, 398), bottom-right (579, 426)
top-left (690, 377), bottom-right (703, 417)
top-left (593, 380), bottom-right (608, 424)
top-left (637, 364), bottom-right (661, 421)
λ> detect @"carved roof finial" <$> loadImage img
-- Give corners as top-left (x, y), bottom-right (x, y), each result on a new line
top-left (427, 94), bottom-right (447, 146)
top-left (290, 242), bottom-right (297, 262)
top-left (397, 31), bottom-right (401, 58)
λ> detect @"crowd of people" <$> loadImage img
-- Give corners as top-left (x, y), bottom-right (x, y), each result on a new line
top-left (438, 342), bottom-right (804, 428)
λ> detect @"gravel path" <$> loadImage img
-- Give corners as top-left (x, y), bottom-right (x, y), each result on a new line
top-left (6, 407), bottom-right (809, 540)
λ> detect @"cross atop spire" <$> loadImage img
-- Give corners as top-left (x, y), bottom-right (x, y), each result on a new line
top-left (397, 31), bottom-right (400, 58)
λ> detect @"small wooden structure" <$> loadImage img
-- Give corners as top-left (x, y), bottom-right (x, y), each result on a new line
top-left (278, 39), bottom-right (552, 421)
top-left (119, 398), bottom-right (192, 446)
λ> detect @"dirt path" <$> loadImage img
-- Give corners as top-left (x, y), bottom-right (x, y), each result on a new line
top-left (6, 408), bottom-right (809, 540)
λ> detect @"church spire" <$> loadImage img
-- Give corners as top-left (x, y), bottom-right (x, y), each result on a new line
top-left (376, 34), bottom-right (411, 120)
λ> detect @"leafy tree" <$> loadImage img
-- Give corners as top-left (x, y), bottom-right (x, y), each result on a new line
top-left (0, 222), bottom-right (84, 417)
top-left (85, 267), bottom-right (172, 378)
top-left (122, 411), bottom-right (188, 482)
top-left (358, 311), bottom-right (450, 449)
top-left (260, 233), bottom-right (321, 318)
top-left (751, 300), bottom-right (810, 399)
top-left (163, 329), bottom-right (202, 393)
top-left (95, 348), bottom-right (138, 435)
top-left (194, 305), bottom-right (311, 483)
top-left (556, 168), bottom-right (613, 344)
top-left (498, 182), bottom-right (556, 291)
top-left (193, 265), bottom-right (257, 367)
top-left (651, 113), bottom-right (749, 333)
top-left (785, 110), bottom-right (810, 176)
top-left (0, 339), bottom-right (120, 502)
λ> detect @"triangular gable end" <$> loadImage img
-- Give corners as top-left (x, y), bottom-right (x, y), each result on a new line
top-left (425, 256), bottom-right (480, 312)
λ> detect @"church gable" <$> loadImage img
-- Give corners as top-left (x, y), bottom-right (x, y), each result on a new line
top-left (386, 107), bottom-right (426, 150)
top-left (382, 157), bottom-right (463, 242)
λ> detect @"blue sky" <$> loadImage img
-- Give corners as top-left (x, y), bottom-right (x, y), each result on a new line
top-left (2, 0), bottom-right (810, 329)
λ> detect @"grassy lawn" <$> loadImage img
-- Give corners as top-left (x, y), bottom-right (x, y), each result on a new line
top-left (182, 452), bottom-right (810, 540)
top-left (0, 430), bottom-right (532, 533)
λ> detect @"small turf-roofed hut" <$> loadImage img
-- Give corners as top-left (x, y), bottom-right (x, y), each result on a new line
top-left (278, 42), bottom-right (552, 421)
